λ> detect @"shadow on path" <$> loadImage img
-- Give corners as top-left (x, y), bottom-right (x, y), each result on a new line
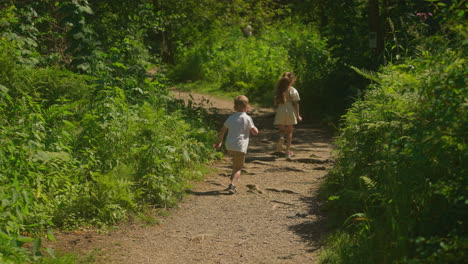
top-left (289, 195), bottom-right (329, 253)
top-left (185, 190), bottom-right (231, 196)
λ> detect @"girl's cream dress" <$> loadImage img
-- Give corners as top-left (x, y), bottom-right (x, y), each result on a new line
top-left (274, 87), bottom-right (300, 125)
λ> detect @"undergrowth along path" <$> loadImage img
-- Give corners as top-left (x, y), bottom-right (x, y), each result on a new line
top-left (50, 89), bottom-right (334, 264)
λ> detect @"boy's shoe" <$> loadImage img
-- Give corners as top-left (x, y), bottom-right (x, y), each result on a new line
top-left (276, 137), bottom-right (285, 152)
top-left (227, 184), bottom-right (237, 194)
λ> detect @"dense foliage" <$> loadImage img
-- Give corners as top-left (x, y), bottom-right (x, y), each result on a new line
top-left (163, 1), bottom-right (344, 120)
top-left (320, 1), bottom-right (467, 263)
top-left (0, 0), bottom-right (466, 263)
top-left (0, 1), bottom-right (217, 263)
top-left (172, 19), bottom-right (335, 112)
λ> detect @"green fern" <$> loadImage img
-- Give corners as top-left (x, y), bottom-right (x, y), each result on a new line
top-left (359, 176), bottom-right (376, 190)
top-left (350, 65), bottom-right (381, 83)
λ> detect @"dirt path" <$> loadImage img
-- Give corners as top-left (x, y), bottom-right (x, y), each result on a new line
top-left (49, 89), bottom-right (333, 264)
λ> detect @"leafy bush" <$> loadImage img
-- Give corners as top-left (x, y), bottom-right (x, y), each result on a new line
top-left (0, 3), bottom-right (219, 261)
top-left (271, 20), bottom-right (337, 116)
top-left (171, 25), bottom-right (287, 102)
top-left (320, 48), bottom-right (467, 263)
top-left (171, 19), bottom-right (335, 110)
top-left (0, 74), bottom-right (217, 231)
top-left (0, 233), bottom-right (41, 264)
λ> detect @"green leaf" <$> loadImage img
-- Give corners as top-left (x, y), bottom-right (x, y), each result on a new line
top-left (47, 230), bottom-right (56, 241)
top-left (0, 84), bottom-right (8, 93)
top-left (73, 32), bottom-right (85, 40)
top-left (16, 236), bottom-right (35, 243)
top-left (33, 238), bottom-right (42, 256)
top-left (78, 5), bottom-right (94, 15)
top-left (350, 66), bottom-right (381, 83)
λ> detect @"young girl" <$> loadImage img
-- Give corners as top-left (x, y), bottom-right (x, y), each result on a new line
top-left (274, 72), bottom-right (302, 157)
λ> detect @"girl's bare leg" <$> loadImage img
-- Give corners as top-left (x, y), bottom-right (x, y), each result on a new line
top-left (278, 125), bottom-right (286, 138)
top-left (277, 125), bottom-right (286, 152)
top-left (285, 125), bottom-right (294, 156)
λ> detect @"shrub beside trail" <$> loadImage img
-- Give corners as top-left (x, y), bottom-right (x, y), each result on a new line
top-left (320, 48), bottom-right (467, 263)
top-left (0, 24), bottom-right (218, 264)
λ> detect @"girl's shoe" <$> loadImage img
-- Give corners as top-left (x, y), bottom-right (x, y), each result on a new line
top-left (276, 137), bottom-right (285, 152)
top-left (286, 151), bottom-right (294, 158)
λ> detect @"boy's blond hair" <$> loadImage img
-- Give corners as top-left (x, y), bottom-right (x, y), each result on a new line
top-left (234, 95), bottom-right (249, 112)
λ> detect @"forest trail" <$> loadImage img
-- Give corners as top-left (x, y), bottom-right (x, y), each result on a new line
top-left (49, 89), bottom-right (334, 264)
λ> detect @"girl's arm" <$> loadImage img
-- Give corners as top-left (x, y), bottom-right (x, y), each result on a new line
top-left (293, 101), bottom-right (302, 122)
top-left (213, 126), bottom-right (227, 149)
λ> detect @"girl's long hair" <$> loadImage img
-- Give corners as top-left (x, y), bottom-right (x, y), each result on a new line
top-left (275, 77), bottom-right (290, 105)
top-left (274, 72), bottom-right (296, 105)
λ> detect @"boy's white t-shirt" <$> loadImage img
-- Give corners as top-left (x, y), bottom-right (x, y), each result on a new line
top-left (224, 112), bottom-right (256, 153)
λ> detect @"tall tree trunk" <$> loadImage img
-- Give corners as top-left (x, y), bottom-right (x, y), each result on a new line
top-left (152, 0), bottom-right (172, 63)
top-left (368, 0), bottom-right (384, 56)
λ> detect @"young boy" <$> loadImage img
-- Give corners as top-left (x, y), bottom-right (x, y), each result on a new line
top-left (213, 95), bottom-right (258, 194)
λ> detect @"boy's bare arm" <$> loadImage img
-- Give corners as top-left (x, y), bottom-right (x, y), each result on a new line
top-left (250, 127), bottom-right (259, 136)
top-left (213, 126), bottom-right (228, 149)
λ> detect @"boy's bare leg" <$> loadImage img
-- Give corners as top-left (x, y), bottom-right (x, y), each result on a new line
top-left (230, 169), bottom-right (241, 185)
top-left (231, 154), bottom-right (243, 185)
top-left (228, 151), bottom-right (245, 193)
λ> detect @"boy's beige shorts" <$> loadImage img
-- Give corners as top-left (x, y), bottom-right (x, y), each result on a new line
top-left (228, 150), bottom-right (246, 170)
